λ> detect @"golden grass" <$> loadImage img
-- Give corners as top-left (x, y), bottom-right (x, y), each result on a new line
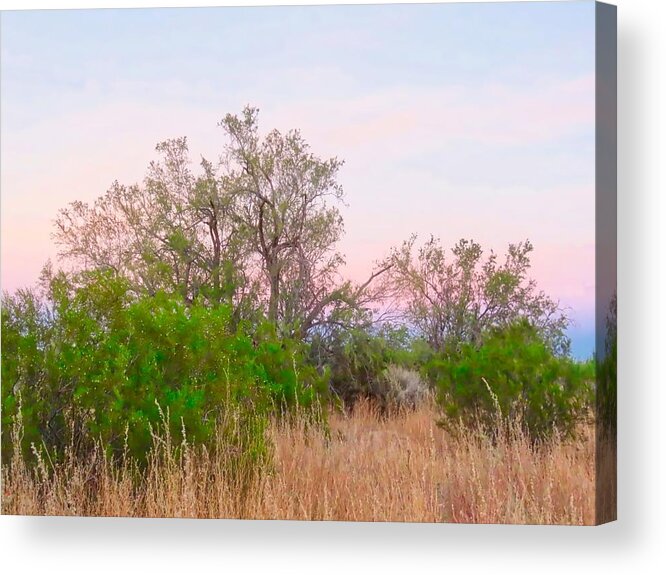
top-left (1, 401), bottom-right (599, 524)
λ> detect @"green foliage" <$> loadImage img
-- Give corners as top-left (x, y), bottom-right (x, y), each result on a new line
top-left (326, 329), bottom-right (390, 406)
top-left (596, 293), bottom-right (617, 435)
top-left (322, 324), bottom-right (433, 408)
top-left (428, 320), bottom-right (594, 442)
top-left (53, 109), bottom-right (364, 341)
top-left (1, 271), bottom-right (328, 465)
top-left (1, 288), bottom-right (52, 460)
top-left (384, 236), bottom-right (571, 356)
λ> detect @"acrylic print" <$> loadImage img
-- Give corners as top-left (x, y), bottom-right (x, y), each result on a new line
top-left (0, 1), bottom-right (617, 524)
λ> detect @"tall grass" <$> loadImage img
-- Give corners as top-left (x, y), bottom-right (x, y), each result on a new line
top-left (1, 401), bottom-right (597, 524)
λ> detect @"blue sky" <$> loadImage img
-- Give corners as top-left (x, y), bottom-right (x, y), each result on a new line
top-left (1, 2), bottom-right (597, 357)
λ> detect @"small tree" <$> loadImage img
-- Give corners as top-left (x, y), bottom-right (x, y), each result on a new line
top-left (384, 235), bottom-right (571, 356)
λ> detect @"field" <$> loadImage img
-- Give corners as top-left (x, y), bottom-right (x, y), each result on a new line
top-left (1, 401), bottom-right (599, 525)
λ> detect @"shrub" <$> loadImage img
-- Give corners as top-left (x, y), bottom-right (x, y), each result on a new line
top-left (323, 325), bottom-right (432, 409)
top-left (325, 329), bottom-right (391, 407)
top-left (1, 271), bottom-right (328, 466)
top-left (373, 364), bottom-right (430, 410)
top-left (427, 320), bottom-right (594, 442)
top-left (596, 293), bottom-right (617, 436)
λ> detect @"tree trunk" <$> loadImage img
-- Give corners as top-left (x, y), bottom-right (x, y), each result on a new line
top-left (268, 264), bottom-right (280, 324)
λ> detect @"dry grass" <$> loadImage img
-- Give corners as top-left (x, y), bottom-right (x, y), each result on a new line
top-left (1, 401), bottom-right (598, 524)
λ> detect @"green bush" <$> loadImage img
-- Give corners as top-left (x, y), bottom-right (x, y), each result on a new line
top-left (427, 320), bottom-right (594, 442)
top-left (597, 293), bottom-right (617, 435)
top-left (1, 271), bottom-right (328, 465)
top-left (325, 329), bottom-right (390, 406)
top-left (321, 324), bottom-right (433, 409)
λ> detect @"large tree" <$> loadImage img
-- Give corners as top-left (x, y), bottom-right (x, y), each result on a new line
top-left (54, 106), bottom-right (388, 337)
top-left (219, 107), bottom-right (390, 338)
top-left (384, 235), bottom-right (571, 355)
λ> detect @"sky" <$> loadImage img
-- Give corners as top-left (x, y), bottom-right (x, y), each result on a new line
top-left (1, 1), bottom-right (596, 358)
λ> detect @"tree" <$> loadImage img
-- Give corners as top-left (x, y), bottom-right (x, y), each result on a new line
top-left (54, 107), bottom-right (389, 337)
top-left (212, 106), bottom-right (392, 338)
top-left (54, 138), bottom-right (256, 320)
top-left (384, 235), bottom-right (570, 355)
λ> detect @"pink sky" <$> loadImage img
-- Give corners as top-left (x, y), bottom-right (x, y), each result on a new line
top-left (1, 3), bottom-right (596, 355)
top-left (1, 76), bottom-right (595, 312)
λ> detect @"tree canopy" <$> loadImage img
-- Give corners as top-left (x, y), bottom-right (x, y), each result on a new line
top-left (53, 106), bottom-right (570, 354)
top-left (54, 106), bottom-right (388, 338)
top-left (382, 235), bottom-right (570, 355)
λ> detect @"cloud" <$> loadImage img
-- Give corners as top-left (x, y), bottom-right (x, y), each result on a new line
top-left (266, 73), bottom-right (594, 157)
